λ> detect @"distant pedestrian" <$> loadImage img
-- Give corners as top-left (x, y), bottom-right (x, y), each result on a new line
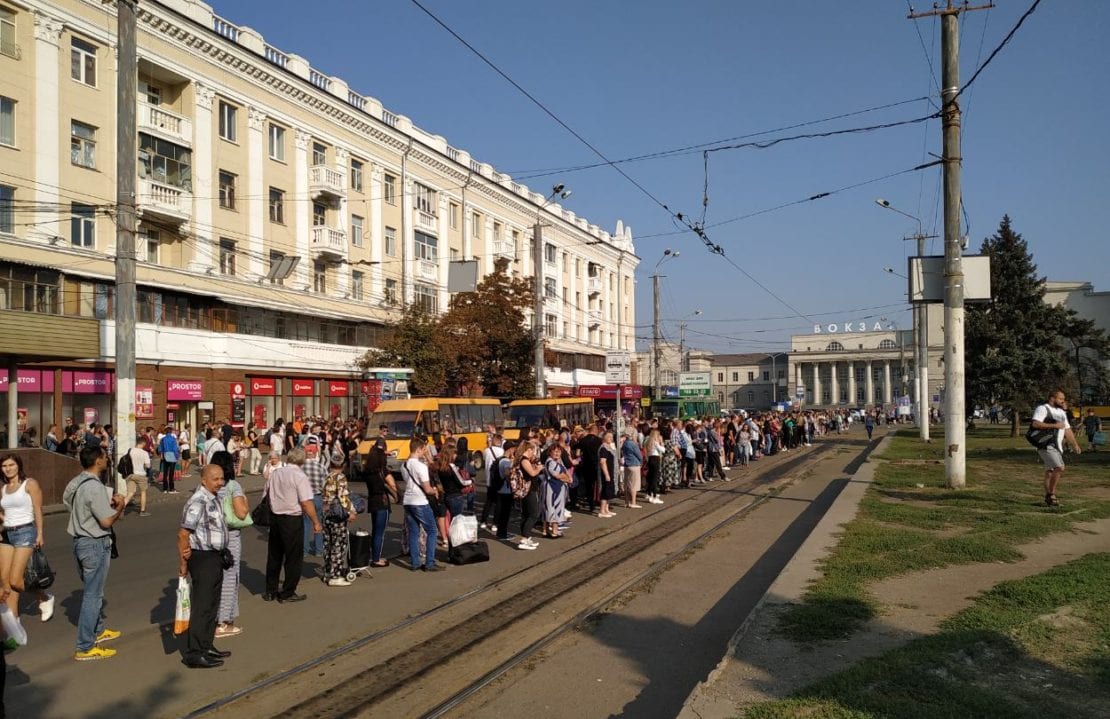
top-left (401, 437), bottom-right (443, 571)
top-left (63, 447), bottom-right (125, 660)
top-left (123, 436), bottom-right (152, 517)
top-left (263, 448), bottom-right (322, 602)
top-left (1031, 390), bottom-right (1082, 507)
top-left (177, 464), bottom-right (230, 668)
top-left (157, 427), bottom-right (180, 494)
top-left (362, 438), bottom-right (396, 567)
top-left (302, 439), bottom-right (327, 557)
top-left (209, 451), bottom-right (247, 639)
top-left (864, 412), bottom-right (875, 440)
top-left (321, 454), bottom-right (356, 586)
top-left (1083, 409), bottom-right (1102, 453)
top-left (598, 431), bottom-right (618, 518)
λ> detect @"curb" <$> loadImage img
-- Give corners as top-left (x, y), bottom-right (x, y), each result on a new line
top-left (677, 432), bottom-right (894, 719)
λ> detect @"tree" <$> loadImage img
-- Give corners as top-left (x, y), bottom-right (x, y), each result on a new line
top-left (357, 304), bottom-right (449, 396)
top-left (439, 258), bottom-right (536, 397)
top-left (965, 216), bottom-right (1073, 436)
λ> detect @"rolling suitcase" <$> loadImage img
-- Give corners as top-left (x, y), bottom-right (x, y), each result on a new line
top-left (349, 530), bottom-right (372, 569)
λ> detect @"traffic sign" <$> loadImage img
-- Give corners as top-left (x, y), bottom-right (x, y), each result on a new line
top-left (605, 352), bottom-right (631, 384)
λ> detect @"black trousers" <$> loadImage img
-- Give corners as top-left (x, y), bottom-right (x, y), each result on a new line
top-left (706, 451), bottom-right (725, 479)
top-left (519, 491), bottom-right (541, 539)
top-left (495, 493), bottom-right (514, 539)
top-left (578, 471), bottom-right (597, 511)
top-left (266, 514), bottom-right (305, 597)
top-left (161, 459), bottom-right (176, 491)
top-left (646, 456), bottom-right (661, 495)
top-left (185, 550), bottom-right (223, 661)
top-left (480, 476), bottom-right (503, 525)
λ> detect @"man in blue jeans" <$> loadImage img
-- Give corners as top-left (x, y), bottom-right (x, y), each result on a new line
top-left (62, 446), bottom-right (126, 661)
top-left (301, 439), bottom-right (327, 556)
top-left (401, 437), bottom-right (444, 572)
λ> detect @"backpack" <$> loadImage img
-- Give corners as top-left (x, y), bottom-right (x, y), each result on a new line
top-left (508, 464), bottom-right (530, 499)
top-left (263, 429), bottom-right (273, 447)
top-left (117, 451), bottom-right (134, 477)
top-left (1025, 405), bottom-right (1059, 449)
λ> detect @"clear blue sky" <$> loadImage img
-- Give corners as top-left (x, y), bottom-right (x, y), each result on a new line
top-left (208, 0), bottom-right (1110, 353)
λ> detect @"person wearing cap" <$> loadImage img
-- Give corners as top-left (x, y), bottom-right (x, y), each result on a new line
top-left (301, 438), bottom-right (327, 557)
top-left (321, 453), bottom-right (356, 586)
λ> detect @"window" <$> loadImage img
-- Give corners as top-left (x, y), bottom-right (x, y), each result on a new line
top-left (563, 321), bottom-right (569, 338)
top-left (414, 283), bottom-right (437, 314)
top-left (414, 184), bottom-right (436, 214)
top-left (70, 37), bottom-right (96, 86)
top-left (312, 142), bottom-right (326, 167)
top-left (0, 8), bottom-right (15, 59)
top-left (471, 212), bottom-right (480, 238)
top-left (562, 252), bottom-right (568, 272)
top-left (0, 185), bottom-right (13, 234)
top-left (218, 170), bottom-right (236, 210)
top-left (576, 258), bottom-right (581, 276)
top-left (383, 173), bottom-right (396, 204)
top-left (492, 222), bottom-right (502, 244)
top-left (748, 391), bottom-right (754, 403)
top-left (717, 372), bottom-right (724, 382)
top-left (450, 248), bottom-right (459, 261)
top-left (268, 123), bottom-right (285, 161)
top-left (384, 278), bottom-right (398, 305)
top-left (575, 291), bottom-right (581, 309)
top-left (0, 96), bottom-right (13, 146)
top-left (545, 314), bottom-right (557, 337)
top-left (142, 228), bottom-right (160, 264)
top-left (825, 341), bottom-right (845, 351)
top-left (732, 372), bottom-right (739, 382)
top-left (138, 79), bottom-right (161, 105)
top-left (763, 371), bottom-right (770, 381)
top-left (778, 369), bottom-right (786, 379)
top-left (313, 260), bottom-right (326, 293)
top-left (879, 339), bottom-right (898, 349)
top-left (139, 133), bottom-right (191, 189)
top-left (351, 215), bottom-right (364, 247)
top-left (218, 238), bottom-right (236, 275)
top-left (384, 226), bottom-right (396, 256)
top-left (70, 121), bottom-right (96, 168)
top-left (218, 101), bottom-right (237, 142)
top-left (544, 277), bottom-right (557, 299)
top-left (312, 202), bottom-right (326, 227)
top-left (449, 203), bottom-right (459, 229)
top-left (350, 159), bottom-right (363, 191)
top-left (544, 242), bottom-right (556, 264)
top-left (268, 251), bottom-right (286, 285)
top-left (415, 231), bottom-right (437, 262)
top-left (351, 270), bottom-right (364, 300)
top-left (268, 188), bottom-right (284, 223)
top-left (70, 203), bottom-right (95, 247)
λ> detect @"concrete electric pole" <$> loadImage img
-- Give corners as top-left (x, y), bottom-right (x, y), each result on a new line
top-left (908, 0), bottom-right (992, 488)
top-left (114, 0), bottom-right (138, 489)
top-left (532, 219), bottom-right (545, 398)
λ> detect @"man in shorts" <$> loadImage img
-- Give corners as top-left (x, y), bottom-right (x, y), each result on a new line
top-left (1031, 390), bottom-right (1082, 507)
top-left (123, 435), bottom-right (152, 516)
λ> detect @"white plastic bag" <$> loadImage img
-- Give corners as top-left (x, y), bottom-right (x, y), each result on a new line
top-left (173, 576), bottom-right (191, 636)
top-left (448, 514), bottom-right (478, 547)
top-left (0, 605), bottom-right (27, 648)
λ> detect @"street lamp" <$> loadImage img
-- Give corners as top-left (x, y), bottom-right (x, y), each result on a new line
top-left (676, 308), bottom-right (702, 373)
top-left (651, 249), bottom-right (680, 399)
top-left (768, 351), bottom-right (788, 406)
top-left (874, 198), bottom-right (933, 441)
top-left (533, 183), bottom-right (573, 398)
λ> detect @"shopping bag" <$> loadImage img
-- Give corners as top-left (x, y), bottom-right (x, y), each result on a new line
top-left (0, 605), bottom-right (27, 648)
top-left (173, 576), bottom-right (191, 636)
top-left (1094, 431), bottom-right (1108, 446)
top-left (448, 514), bottom-right (478, 547)
top-left (24, 547), bottom-right (55, 590)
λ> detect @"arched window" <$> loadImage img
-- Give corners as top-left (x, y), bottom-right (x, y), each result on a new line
top-left (825, 341), bottom-right (844, 351)
top-left (879, 339), bottom-right (897, 349)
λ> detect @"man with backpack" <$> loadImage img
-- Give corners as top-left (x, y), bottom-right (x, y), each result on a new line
top-left (1030, 390), bottom-right (1082, 507)
top-left (121, 435), bottom-right (152, 517)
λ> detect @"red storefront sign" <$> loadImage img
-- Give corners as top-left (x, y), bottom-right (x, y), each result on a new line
top-left (291, 379), bottom-right (315, 397)
top-left (0, 370), bottom-right (55, 393)
top-left (361, 380), bottom-right (382, 395)
top-left (576, 385), bottom-right (643, 400)
top-left (167, 379), bottom-right (204, 401)
top-left (327, 380), bottom-right (349, 397)
top-left (66, 371), bottom-right (114, 394)
top-left (250, 377), bottom-right (277, 396)
top-left (230, 382), bottom-right (246, 400)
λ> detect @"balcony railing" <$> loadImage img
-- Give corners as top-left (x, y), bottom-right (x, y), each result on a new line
top-left (308, 69), bottom-right (330, 91)
top-left (137, 178), bottom-right (189, 223)
top-left (309, 165), bottom-right (345, 199)
top-left (587, 309), bottom-right (603, 327)
top-left (381, 110), bottom-right (398, 128)
top-left (310, 226), bottom-right (347, 257)
top-left (587, 276), bottom-right (602, 296)
top-left (493, 240), bottom-right (514, 258)
top-left (415, 209), bottom-right (437, 233)
top-left (264, 45), bottom-right (288, 68)
top-left (138, 100), bottom-right (192, 145)
top-left (418, 259), bottom-right (438, 280)
top-left (212, 16), bottom-right (239, 42)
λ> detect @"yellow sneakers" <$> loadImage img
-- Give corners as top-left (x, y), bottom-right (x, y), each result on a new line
top-left (95, 628), bottom-right (121, 644)
top-left (75, 646), bottom-right (116, 661)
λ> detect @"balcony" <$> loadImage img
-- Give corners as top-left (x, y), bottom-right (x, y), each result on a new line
top-left (417, 259), bottom-right (438, 281)
top-left (587, 309), bottom-right (602, 328)
top-left (310, 226), bottom-right (347, 260)
top-left (587, 276), bottom-right (602, 296)
top-left (309, 165), bottom-right (346, 201)
top-left (493, 239), bottom-right (515, 259)
top-left (415, 209), bottom-right (438, 234)
top-left (137, 100), bottom-right (192, 146)
top-left (137, 178), bottom-right (190, 225)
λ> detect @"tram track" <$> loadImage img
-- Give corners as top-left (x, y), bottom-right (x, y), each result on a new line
top-left (192, 442), bottom-right (836, 719)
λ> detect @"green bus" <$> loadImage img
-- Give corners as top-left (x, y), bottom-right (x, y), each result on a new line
top-left (651, 398), bottom-right (721, 421)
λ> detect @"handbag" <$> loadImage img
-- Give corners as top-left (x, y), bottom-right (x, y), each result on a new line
top-left (251, 492), bottom-right (274, 527)
top-left (223, 482), bottom-right (254, 530)
top-left (324, 496), bottom-right (350, 524)
top-left (24, 547), bottom-right (55, 590)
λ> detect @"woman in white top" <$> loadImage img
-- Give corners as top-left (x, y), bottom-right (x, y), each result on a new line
top-left (0, 454), bottom-right (53, 623)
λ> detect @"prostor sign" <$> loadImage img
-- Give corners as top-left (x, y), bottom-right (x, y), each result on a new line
top-left (813, 321), bottom-right (888, 334)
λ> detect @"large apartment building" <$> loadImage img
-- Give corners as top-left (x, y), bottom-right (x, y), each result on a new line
top-left (0, 0), bottom-right (637, 433)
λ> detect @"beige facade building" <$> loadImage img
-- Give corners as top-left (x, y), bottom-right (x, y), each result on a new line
top-left (0, 0), bottom-right (637, 431)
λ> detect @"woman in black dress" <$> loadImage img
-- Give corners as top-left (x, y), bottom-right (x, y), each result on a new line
top-left (597, 431), bottom-right (618, 518)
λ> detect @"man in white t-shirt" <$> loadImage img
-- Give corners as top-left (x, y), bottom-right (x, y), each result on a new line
top-left (401, 437), bottom-right (443, 572)
top-left (1031, 390), bottom-right (1082, 507)
top-left (123, 435), bottom-right (152, 516)
top-left (479, 434), bottom-right (505, 530)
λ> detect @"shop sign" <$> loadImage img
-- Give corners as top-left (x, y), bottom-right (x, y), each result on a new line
top-left (83, 407), bottom-right (99, 426)
top-left (661, 385), bottom-right (680, 398)
top-left (250, 377), bottom-right (277, 396)
top-left (327, 380), bottom-right (350, 397)
top-left (361, 380), bottom-right (382, 395)
top-left (0, 369), bottom-right (55, 394)
top-left (67, 371), bottom-right (113, 395)
top-left (167, 379), bottom-right (204, 401)
top-left (291, 379), bottom-right (315, 396)
top-left (230, 382), bottom-right (246, 400)
top-left (136, 385), bottom-right (154, 419)
top-left (577, 385), bottom-right (643, 400)
top-left (679, 372), bottom-right (712, 397)
top-left (394, 380), bottom-right (409, 395)
top-left (231, 397), bottom-right (246, 426)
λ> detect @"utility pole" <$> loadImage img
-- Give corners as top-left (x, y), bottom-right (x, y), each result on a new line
top-left (911, 232), bottom-right (931, 442)
top-left (114, 0), bottom-right (138, 491)
top-left (678, 322), bottom-right (687, 372)
top-left (909, 0), bottom-right (992, 488)
top-left (652, 273), bottom-right (662, 400)
top-left (533, 221), bottom-right (545, 398)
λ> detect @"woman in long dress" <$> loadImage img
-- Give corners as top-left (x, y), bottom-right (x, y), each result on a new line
top-left (541, 444), bottom-right (571, 539)
top-left (597, 432), bottom-right (618, 518)
top-left (322, 454), bottom-right (357, 586)
top-left (660, 426), bottom-right (680, 494)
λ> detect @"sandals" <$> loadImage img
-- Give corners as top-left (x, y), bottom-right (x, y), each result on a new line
top-left (370, 561), bottom-right (389, 568)
top-left (1045, 494), bottom-right (1060, 507)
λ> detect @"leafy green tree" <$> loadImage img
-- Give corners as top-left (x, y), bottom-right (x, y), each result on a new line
top-left (965, 216), bottom-right (1072, 435)
top-left (357, 305), bottom-right (449, 396)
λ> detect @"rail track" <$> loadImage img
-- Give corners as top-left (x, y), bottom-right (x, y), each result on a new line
top-left (190, 441), bottom-right (839, 719)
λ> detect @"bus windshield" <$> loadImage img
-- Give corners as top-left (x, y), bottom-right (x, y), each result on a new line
top-left (508, 405), bottom-right (555, 429)
top-left (368, 411), bottom-right (418, 439)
